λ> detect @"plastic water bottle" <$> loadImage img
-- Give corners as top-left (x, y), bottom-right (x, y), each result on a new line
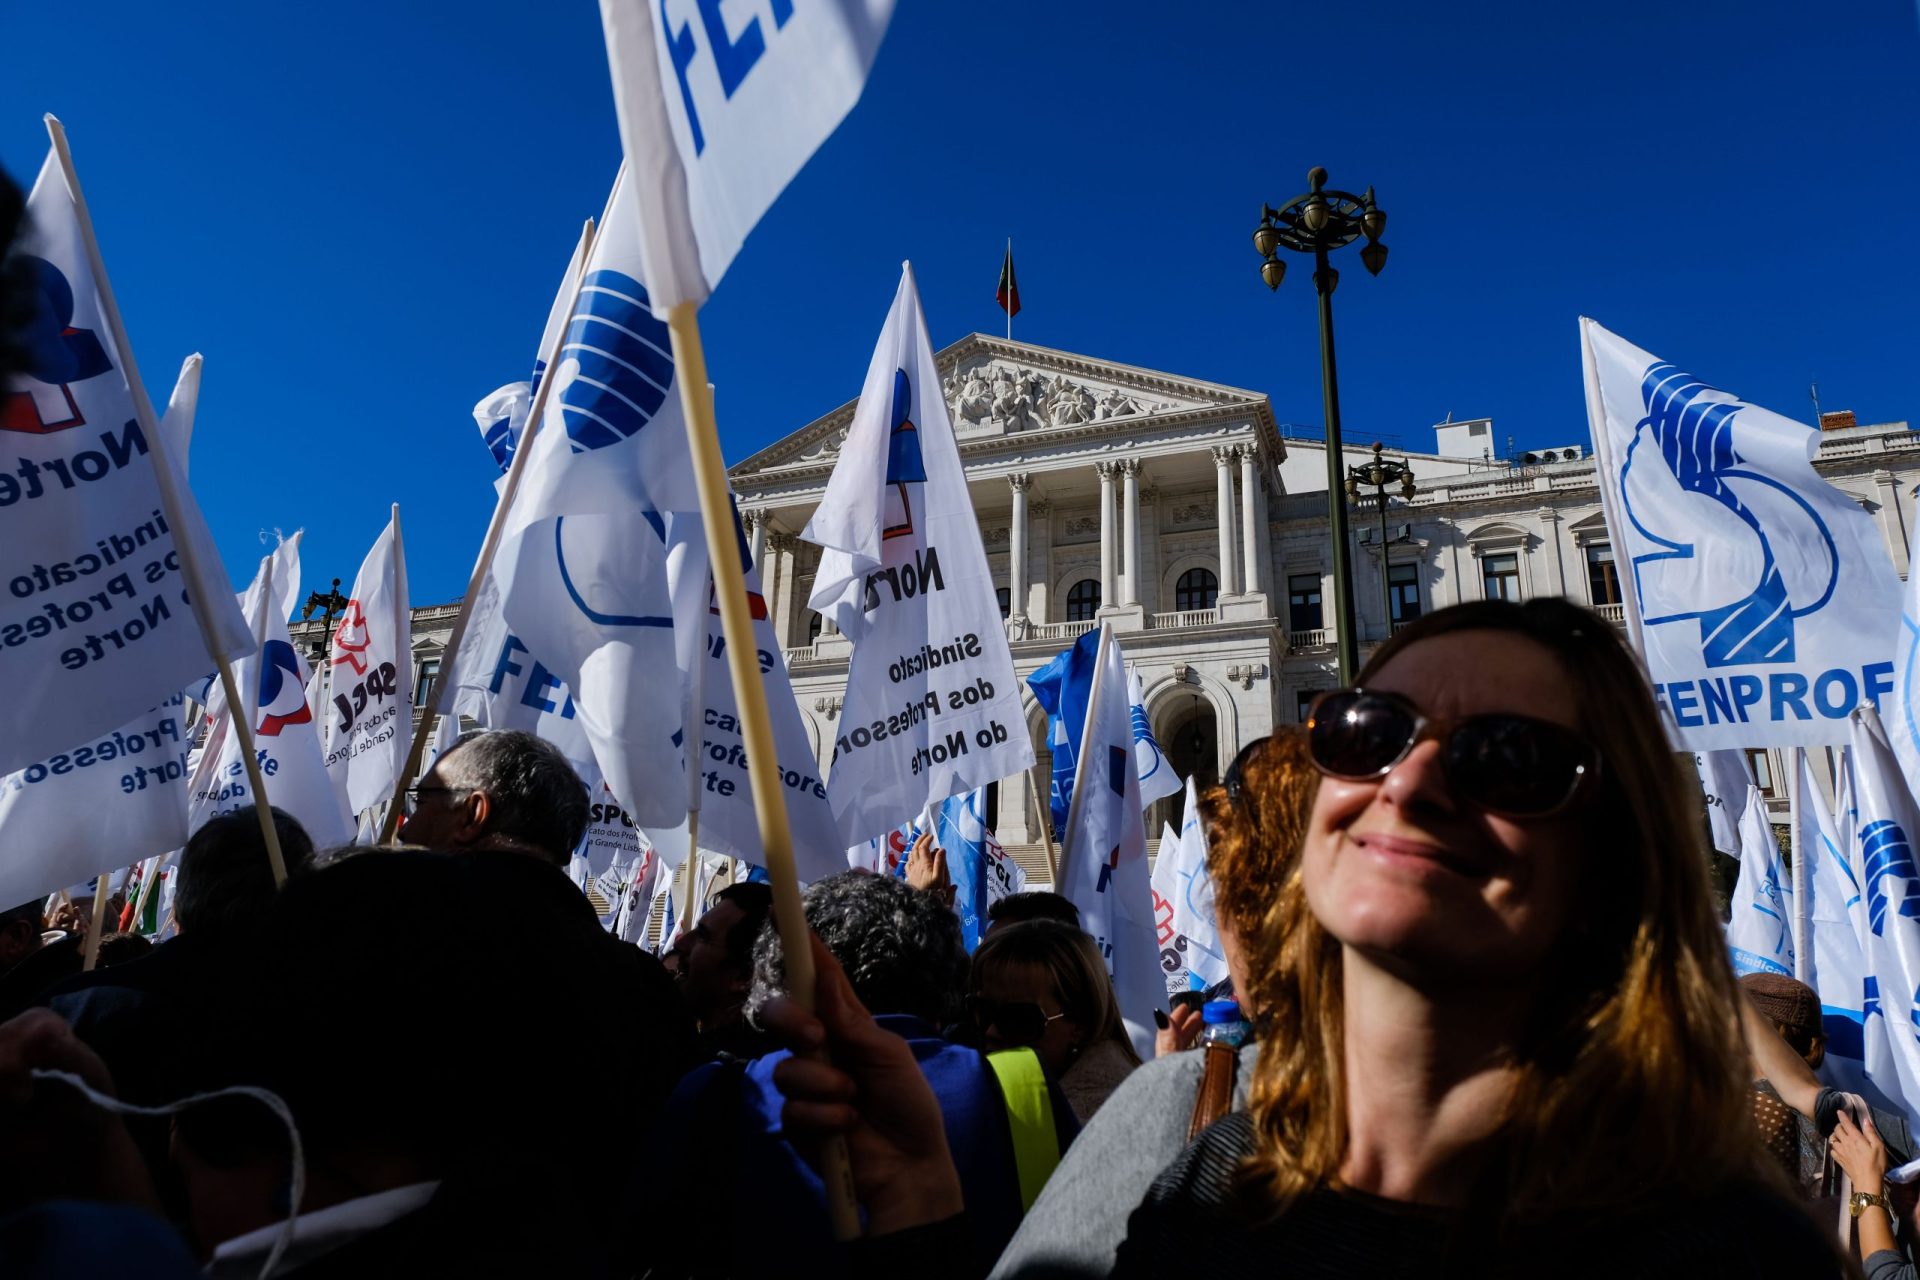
top-left (1199, 998), bottom-right (1251, 1048)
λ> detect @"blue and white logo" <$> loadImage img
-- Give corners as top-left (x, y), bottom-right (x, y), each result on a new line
top-left (1863, 819), bottom-right (1920, 939)
top-left (551, 270), bottom-right (674, 455)
top-left (256, 639), bottom-right (312, 737)
top-left (1622, 361), bottom-right (1837, 666)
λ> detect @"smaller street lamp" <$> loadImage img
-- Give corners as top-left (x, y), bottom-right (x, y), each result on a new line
top-left (301, 578), bottom-right (348, 663)
top-left (1345, 443), bottom-right (1417, 637)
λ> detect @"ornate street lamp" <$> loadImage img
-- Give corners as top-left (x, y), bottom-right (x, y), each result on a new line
top-left (1253, 167), bottom-right (1389, 683)
top-left (1344, 442), bottom-right (1417, 637)
top-left (301, 578), bottom-right (348, 663)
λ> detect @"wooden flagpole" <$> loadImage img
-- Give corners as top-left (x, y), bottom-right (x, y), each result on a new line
top-left (80, 873), bottom-right (111, 972)
top-left (664, 302), bottom-right (860, 1242)
top-left (44, 116), bottom-right (286, 885)
top-left (376, 218), bottom-right (596, 843)
top-left (1029, 763), bottom-right (1060, 886)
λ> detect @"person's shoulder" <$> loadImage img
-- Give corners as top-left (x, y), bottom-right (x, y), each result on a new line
top-left (1586, 1177), bottom-right (1848, 1277)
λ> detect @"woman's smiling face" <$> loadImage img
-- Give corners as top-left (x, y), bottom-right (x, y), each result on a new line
top-left (1301, 629), bottom-right (1590, 986)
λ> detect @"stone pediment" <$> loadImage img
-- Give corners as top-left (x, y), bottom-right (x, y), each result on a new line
top-left (732, 334), bottom-right (1266, 477)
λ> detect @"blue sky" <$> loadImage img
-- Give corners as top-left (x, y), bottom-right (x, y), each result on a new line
top-left (5, 1), bottom-right (1917, 605)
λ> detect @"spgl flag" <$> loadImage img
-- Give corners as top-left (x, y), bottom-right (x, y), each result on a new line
top-left (1581, 320), bottom-right (1902, 749)
top-left (0, 142), bottom-right (251, 774)
top-left (1149, 774), bottom-right (1227, 995)
top-left (598, 0), bottom-right (895, 315)
top-left (321, 508), bottom-right (412, 814)
top-left (804, 264), bottom-right (1032, 842)
top-left (189, 534), bottom-right (354, 848)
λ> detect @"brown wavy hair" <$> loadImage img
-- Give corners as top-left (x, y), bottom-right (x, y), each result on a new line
top-left (1239, 598), bottom-right (1760, 1222)
top-left (1194, 728), bottom-right (1317, 1004)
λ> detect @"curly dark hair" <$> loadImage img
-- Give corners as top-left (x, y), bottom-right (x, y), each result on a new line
top-left (747, 871), bottom-right (968, 1027)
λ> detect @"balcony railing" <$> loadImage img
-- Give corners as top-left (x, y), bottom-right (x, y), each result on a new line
top-left (1594, 602), bottom-right (1625, 624)
top-left (1149, 608), bottom-right (1218, 628)
top-left (1288, 628), bottom-right (1330, 650)
top-left (1024, 619), bottom-right (1097, 643)
top-left (783, 645), bottom-right (820, 666)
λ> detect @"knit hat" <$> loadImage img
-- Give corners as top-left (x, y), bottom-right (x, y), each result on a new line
top-left (1739, 972), bottom-right (1822, 1041)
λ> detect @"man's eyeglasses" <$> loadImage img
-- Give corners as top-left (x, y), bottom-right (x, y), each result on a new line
top-left (1305, 687), bottom-right (1598, 819)
top-left (967, 996), bottom-right (1065, 1046)
top-left (402, 784), bottom-right (468, 817)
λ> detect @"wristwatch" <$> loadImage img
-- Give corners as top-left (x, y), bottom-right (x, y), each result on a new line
top-left (1851, 1190), bottom-right (1890, 1219)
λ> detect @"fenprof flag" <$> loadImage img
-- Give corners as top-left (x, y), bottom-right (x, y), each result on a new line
top-left (1582, 319), bottom-right (1902, 749)
top-left (804, 264), bottom-right (1033, 843)
top-left (599, 0), bottom-right (894, 315)
top-left (0, 145), bottom-right (250, 774)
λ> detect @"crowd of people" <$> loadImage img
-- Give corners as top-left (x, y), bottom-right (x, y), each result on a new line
top-left (0, 597), bottom-right (1904, 1275)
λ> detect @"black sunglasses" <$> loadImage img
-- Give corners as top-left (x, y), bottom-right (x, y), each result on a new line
top-left (967, 995), bottom-right (1065, 1046)
top-left (1305, 687), bottom-right (1598, 818)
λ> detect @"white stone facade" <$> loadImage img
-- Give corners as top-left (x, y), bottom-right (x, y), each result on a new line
top-left (331, 335), bottom-right (1914, 864)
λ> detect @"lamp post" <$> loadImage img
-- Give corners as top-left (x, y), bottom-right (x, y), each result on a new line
top-left (301, 578), bottom-right (348, 663)
top-left (1253, 166), bottom-right (1388, 684)
top-left (1343, 442), bottom-right (1417, 639)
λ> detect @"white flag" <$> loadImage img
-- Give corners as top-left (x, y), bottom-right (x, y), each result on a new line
top-left (1148, 775), bottom-right (1228, 996)
top-left (1582, 319), bottom-right (1902, 749)
top-left (320, 509), bottom-right (413, 814)
top-left (1128, 666), bottom-right (1182, 808)
top-left (1886, 513), bottom-right (1920, 800)
top-left (1800, 749), bottom-right (1874, 1094)
top-left (444, 569), bottom-right (598, 775)
top-left (1726, 785), bottom-right (1793, 978)
top-left (159, 355), bottom-right (200, 479)
top-left (1058, 626), bottom-right (1161, 1060)
top-left (804, 264), bottom-right (1033, 842)
top-left (0, 146), bottom-right (251, 774)
top-left (189, 534), bottom-right (354, 848)
top-left (598, 0), bottom-right (894, 315)
top-left (1846, 707), bottom-right (1920, 1115)
top-left (1695, 750), bottom-right (1752, 858)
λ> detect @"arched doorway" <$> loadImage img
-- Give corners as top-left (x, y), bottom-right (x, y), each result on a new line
top-left (1153, 696), bottom-right (1219, 835)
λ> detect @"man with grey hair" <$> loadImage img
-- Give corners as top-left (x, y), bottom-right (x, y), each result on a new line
top-left (400, 729), bottom-right (589, 867)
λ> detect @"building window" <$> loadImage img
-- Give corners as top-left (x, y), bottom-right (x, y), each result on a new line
top-left (1287, 574), bottom-right (1323, 632)
top-left (1066, 578), bottom-right (1101, 622)
top-left (1175, 567), bottom-right (1218, 612)
top-left (1586, 543), bottom-right (1621, 606)
top-left (1295, 689), bottom-right (1321, 724)
top-left (807, 612), bottom-right (824, 644)
top-left (996, 587), bottom-right (1011, 619)
top-left (1482, 552), bottom-right (1520, 601)
top-left (1745, 749), bottom-right (1775, 797)
top-left (415, 657), bottom-right (441, 708)
top-left (1388, 562), bottom-right (1422, 624)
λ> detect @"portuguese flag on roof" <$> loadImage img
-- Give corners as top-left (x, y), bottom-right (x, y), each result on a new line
top-left (997, 240), bottom-right (1020, 320)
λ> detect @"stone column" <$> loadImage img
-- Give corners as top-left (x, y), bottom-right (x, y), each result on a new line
top-left (764, 534), bottom-right (792, 645)
top-left (1239, 444), bottom-right (1260, 594)
top-left (1211, 446), bottom-right (1239, 596)
top-left (1120, 460), bottom-right (1142, 606)
top-left (1096, 461), bottom-right (1119, 610)
top-left (1008, 473), bottom-right (1031, 620)
top-left (747, 509), bottom-right (767, 570)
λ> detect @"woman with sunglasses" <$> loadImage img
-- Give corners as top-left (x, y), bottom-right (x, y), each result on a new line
top-left (969, 920), bottom-right (1141, 1123)
top-left (762, 599), bottom-right (1843, 1277)
top-left (1106, 597), bottom-right (1842, 1275)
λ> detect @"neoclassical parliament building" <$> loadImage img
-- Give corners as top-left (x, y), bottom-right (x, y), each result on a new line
top-left (384, 335), bottom-right (1918, 879)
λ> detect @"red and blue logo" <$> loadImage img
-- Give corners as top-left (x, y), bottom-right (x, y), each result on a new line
top-left (2, 257), bottom-right (113, 435)
top-left (256, 640), bottom-right (314, 737)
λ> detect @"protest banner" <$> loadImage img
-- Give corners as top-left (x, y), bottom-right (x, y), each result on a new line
top-left (1128, 667), bottom-right (1182, 809)
top-left (191, 534), bottom-right (354, 848)
top-left (805, 264), bottom-right (1034, 844)
top-left (1798, 749), bottom-right (1875, 1098)
top-left (1582, 319), bottom-right (1903, 750)
top-left (1845, 706), bottom-right (1920, 1116)
top-left (1726, 784), bottom-right (1793, 978)
top-left (1694, 750), bottom-right (1752, 859)
top-left (321, 507), bottom-right (412, 815)
top-left (1057, 625), bottom-right (1162, 1060)
top-left (1148, 775), bottom-right (1227, 996)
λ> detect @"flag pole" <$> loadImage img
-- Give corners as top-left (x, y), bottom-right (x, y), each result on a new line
top-left (1058, 625), bottom-right (1113, 891)
top-left (44, 115), bottom-right (287, 885)
top-left (81, 872), bottom-right (111, 971)
top-left (664, 301), bottom-right (860, 1242)
top-left (1787, 745), bottom-right (1810, 984)
top-left (1028, 762), bottom-right (1060, 886)
top-left (376, 219), bottom-right (596, 843)
top-left (1005, 237), bottom-right (1012, 341)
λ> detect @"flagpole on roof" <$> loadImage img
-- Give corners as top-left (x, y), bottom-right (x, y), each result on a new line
top-left (44, 115), bottom-right (289, 887)
top-left (1006, 237), bottom-right (1012, 341)
top-left (375, 217), bottom-right (597, 843)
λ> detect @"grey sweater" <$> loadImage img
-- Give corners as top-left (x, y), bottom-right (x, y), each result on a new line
top-left (989, 1042), bottom-right (1257, 1280)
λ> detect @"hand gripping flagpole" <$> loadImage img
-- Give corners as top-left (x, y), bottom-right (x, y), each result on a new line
top-left (44, 116), bottom-right (287, 885)
top-left (664, 302), bottom-right (862, 1242)
top-left (376, 220), bottom-right (597, 844)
